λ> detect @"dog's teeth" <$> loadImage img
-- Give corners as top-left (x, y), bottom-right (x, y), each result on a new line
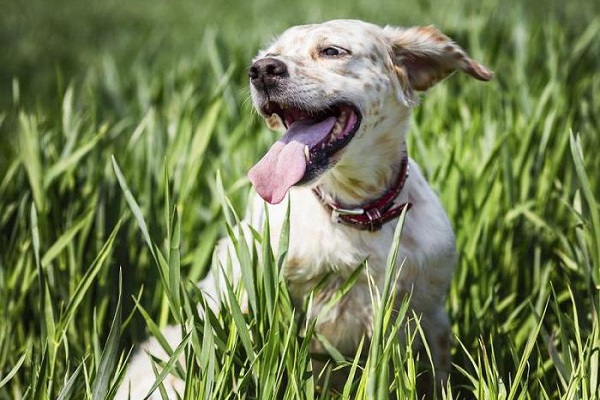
top-left (335, 122), bottom-right (341, 131)
top-left (304, 145), bottom-right (310, 161)
top-left (332, 122), bottom-right (342, 136)
top-left (331, 112), bottom-right (348, 139)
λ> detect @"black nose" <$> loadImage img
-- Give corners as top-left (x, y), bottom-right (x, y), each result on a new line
top-left (248, 58), bottom-right (288, 90)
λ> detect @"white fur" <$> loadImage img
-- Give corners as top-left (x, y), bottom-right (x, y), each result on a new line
top-left (116, 19), bottom-right (491, 399)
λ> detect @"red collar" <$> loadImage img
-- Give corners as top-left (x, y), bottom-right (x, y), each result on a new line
top-left (313, 156), bottom-right (412, 232)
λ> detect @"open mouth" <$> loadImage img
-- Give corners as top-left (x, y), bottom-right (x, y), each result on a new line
top-left (248, 102), bottom-right (362, 204)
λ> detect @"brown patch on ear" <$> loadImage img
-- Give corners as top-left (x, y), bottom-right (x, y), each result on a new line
top-left (401, 54), bottom-right (455, 91)
top-left (392, 64), bottom-right (415, 104)
top-left (385, 25), bottom-right (493, 91)
top-left (393, 65), bottom-right (412, 92)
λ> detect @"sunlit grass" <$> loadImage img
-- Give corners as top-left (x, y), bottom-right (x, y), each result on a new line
top-left (0, 1), bottom-right (599, 399)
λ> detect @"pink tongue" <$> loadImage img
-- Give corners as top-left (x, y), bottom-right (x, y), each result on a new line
top-left (248, 116), bottom-right (337, 204)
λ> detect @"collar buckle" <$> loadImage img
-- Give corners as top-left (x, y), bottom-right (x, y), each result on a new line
top-left (330, 204), bottom-right (365, 217)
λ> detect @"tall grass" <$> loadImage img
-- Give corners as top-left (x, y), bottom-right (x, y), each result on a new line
top-left (0, 0), bottom-right (598, 398)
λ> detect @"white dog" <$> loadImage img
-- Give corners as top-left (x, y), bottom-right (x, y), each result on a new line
top-left (117, 19), bottom-right (492, 399)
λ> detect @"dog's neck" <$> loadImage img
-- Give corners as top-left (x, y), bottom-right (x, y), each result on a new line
top-left (313, 152), bottom-right (411, 231)
top-left (315, 127), bottom-right (409, 208)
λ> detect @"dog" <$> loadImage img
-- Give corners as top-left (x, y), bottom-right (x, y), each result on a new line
top-left (116, 19), bottom-right (492, 399)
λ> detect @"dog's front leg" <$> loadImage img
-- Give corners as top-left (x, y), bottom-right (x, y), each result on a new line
top-left (115, 224), bottom-right (252, 400)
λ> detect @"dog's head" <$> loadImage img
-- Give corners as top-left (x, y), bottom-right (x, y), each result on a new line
top-left (248, 19), bottom-right (492, 205)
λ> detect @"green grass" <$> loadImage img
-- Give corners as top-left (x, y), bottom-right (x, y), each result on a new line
top-left (0, 0), bottom-right (599, 398)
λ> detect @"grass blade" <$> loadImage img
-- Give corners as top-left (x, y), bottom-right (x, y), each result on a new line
top-left (41, 208), bottom-right (94, 267)
top-left (56, 362), bottom-right (83, 400)
top-left (61, 219), bottom-right (122, 330)
top-left (19, 113), bottom-right (45, 212)
top-left (91, 271), bottom-right (123, 400)
top-left (0, 351), bottom-right (27, 389)
top-left (570, 133), bottom-right (600, 282)
top-left (111, 155), bottom-right (159, 265)
top-left (44, 125), bottom-right (108, 188)
top-left (180, 99), bottom-right (222, 203)
top-left (169, 206), bottom-right (182, 322)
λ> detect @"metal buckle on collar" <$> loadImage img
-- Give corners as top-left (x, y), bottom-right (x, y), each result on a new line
top-left (330, 204), bottom-right (365, 221)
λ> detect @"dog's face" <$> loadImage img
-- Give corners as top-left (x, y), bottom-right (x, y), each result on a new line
top-left (248, 19), bottom-right (492, 205)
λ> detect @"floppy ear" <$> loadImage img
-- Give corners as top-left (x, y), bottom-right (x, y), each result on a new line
top-left (384, 25), bottom-right (493, 92)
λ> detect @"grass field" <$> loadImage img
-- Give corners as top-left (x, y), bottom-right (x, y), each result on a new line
top-left (0, 0), bottom-right (599, 398)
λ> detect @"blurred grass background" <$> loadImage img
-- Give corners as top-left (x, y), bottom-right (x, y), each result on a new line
top-left (1, 0), bottom-right (598, 108)
top-left (0, 0), bottom-right (599, 398)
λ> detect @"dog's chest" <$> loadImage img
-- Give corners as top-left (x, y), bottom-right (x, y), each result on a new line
top-left (263, 190), bottom-right (400, 353)
top-left (257, 179), bottom-right (455, 353)
top-left (277, 192), bottom-right (394, 284)
top-left (262, 187), bottom-right (422, 296)
top-left (283, 231), bottom-right (383, 355)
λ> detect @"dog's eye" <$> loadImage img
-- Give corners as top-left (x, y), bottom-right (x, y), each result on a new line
top-left (320, 46), bottom-right (348, 58)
